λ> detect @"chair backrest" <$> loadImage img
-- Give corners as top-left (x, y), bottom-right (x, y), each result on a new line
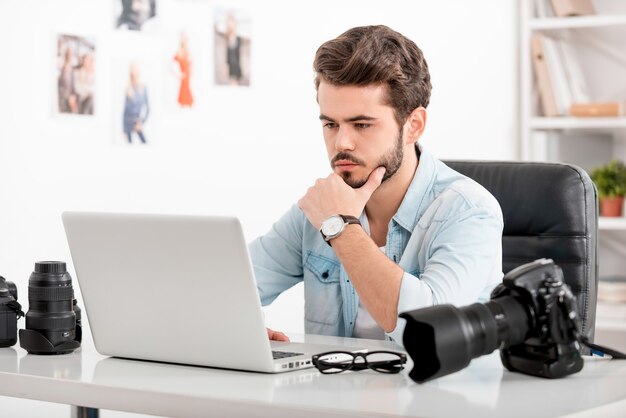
top-left (444, 160), bottom-right (598, 345)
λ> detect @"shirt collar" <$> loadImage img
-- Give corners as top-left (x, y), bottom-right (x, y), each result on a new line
top-left (392, 144), bottom-right (436, 233)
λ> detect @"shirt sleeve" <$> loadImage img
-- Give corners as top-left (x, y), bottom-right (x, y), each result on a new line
top-left (248, 204), bottom-right (305, 306)
top-left (386, 204), bottom-right (503, 344)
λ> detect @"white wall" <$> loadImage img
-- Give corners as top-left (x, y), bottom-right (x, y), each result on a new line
top-left (0, 0), bottom-right (517, 415)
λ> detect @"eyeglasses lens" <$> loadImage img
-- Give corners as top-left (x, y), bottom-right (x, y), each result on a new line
top-left (317, 352), bottom-right (355, 374)
top-left (366, 352), bottom-right (405, 373)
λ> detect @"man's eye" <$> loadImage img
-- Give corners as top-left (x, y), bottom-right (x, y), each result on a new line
top-left (323, 122), bottom-right (337, 129)
top-left (354, 123), bottom-right (370, 129)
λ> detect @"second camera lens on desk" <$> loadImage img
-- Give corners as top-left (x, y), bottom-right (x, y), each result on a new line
top-left (19, 261), bottom-right (81, 355)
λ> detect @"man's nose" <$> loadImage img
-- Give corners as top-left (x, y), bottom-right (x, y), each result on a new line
top-left (335, 127), bottom-right (355, 152)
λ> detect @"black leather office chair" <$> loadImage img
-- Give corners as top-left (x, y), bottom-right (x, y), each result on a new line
top-left (444, 160), bottom-right (598, 348)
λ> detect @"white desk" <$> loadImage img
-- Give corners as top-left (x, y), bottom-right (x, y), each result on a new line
top-left (1, 329), bottom-right (626, 418)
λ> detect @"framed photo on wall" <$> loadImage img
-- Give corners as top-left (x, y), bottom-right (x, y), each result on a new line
top-left (115, 0), bottom-right (158, 32)
top-left (213, 7), bottom-right (251, 87)
top-left (161, 0), bottom-right (211, 112)
top-left (112, 57), bottom-right (158, 145)
top-left (55, 34), bottom-right (96, 116)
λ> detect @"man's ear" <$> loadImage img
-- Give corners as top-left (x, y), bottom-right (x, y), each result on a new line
top-left (403, 107), bottom-right (427, 144)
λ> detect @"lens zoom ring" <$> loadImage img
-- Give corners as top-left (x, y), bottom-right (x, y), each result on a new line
top-left (26, 315), bottom-right (76, 330)
top-left (28, 286), bottom-right (74, 301)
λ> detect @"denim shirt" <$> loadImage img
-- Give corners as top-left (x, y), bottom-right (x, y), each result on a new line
top-left (249, 147), bottom-right (503, 345)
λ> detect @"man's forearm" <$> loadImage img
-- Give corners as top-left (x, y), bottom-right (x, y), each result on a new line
top-left (330, 225), bottom-right (403, 332)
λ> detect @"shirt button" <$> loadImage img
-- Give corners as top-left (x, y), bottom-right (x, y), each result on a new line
top-left (322, 271), bottom-right (329, 278)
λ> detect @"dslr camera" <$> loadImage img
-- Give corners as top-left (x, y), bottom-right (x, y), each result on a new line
top-left (0, 276), bottom-right (24, 347)
top-left (401, 259), bottom-right (584, 382)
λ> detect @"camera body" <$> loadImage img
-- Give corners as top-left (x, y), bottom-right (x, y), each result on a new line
top-left (0, 276), bottom-right (23, 347)
top-left (491, 259), bottom-right (583, 378)
top-left (401, 259), bottom-right (584, 382)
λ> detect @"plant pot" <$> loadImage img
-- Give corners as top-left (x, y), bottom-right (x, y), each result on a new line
top-left (599, 196), bottom-right (624, 217)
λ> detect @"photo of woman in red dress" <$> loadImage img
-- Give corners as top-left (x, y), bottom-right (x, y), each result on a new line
top-left (172, 32), bottom-right (193, 107)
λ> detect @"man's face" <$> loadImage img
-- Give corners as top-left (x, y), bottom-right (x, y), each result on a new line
top-left (318, 82), bottom-right (405, 189)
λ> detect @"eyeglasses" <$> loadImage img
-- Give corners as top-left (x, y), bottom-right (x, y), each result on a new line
top-left (312, 350), bottom-right (407, 374)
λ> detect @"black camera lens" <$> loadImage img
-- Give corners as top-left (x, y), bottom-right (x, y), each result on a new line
top-left (19, 261), bottom-right (80, 354)
top-left (400, 297), bottom-right (530, 383)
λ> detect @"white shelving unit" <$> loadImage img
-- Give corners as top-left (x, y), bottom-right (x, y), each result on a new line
top-left (520, 0), bottom-right (626, 344)
top-left (530, 117), bottom-right (626, 130)
top-left (520, 2), bottom-right (626, 161)
top-left (599, 216), bottom-right (626, 231)
top-left (528, 14), bottom-right (626, 30)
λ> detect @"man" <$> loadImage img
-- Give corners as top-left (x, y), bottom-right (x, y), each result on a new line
top-left (249, 25), bottom-right (503, 344)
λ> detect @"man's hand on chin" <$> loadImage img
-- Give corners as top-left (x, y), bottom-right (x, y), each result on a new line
top-left (267, 327), bottom-right (290, 342)
top-left (298, 166), bottom-right (386, 229)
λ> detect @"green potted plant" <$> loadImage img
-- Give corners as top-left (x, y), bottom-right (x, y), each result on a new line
top-left (590, 159), bottom-right (626, 217)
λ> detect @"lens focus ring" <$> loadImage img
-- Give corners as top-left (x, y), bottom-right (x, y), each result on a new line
top-left (26, 314), bottom-right (76, 330)
top-left (28, 286), bottom-right (74, 301)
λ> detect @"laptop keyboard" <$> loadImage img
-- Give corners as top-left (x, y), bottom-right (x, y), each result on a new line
top-left (272, 350), bottom-right (304, 360)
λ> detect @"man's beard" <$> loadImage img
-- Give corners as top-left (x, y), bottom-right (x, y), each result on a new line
top-left (331, 131), bottom-right (404, 189)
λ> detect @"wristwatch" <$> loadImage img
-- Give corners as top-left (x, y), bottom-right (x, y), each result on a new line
top-left (320, 214), bottom-right (361, 245)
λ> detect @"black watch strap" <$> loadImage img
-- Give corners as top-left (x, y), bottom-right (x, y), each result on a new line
top-left (340, 215), bottom-right (360, 225)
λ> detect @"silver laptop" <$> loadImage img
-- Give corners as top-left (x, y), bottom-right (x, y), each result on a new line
top-left (62, 211), bottom-right (364, 373)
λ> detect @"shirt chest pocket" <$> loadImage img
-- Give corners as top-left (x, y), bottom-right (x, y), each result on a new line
top-left (303, 251), bottom-right (342, 325)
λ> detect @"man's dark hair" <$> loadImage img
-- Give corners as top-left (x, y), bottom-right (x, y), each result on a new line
top-left (313, 25), bottom-right (432, 127)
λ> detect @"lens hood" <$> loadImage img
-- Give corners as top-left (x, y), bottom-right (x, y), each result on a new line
top-left (18, 329), bottom-right (81, 355)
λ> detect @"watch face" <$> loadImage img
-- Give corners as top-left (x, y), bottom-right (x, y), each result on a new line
top-left (322, 215), bottom-right (344, 237)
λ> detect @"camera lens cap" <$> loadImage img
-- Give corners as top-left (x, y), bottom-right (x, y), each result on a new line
top-left (34, 261), bottom-right (67, 274)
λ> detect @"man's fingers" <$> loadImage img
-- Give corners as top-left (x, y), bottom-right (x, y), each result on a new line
top-left (359, 166), bottom-right (386, 195)
top-left (267, 328), bottom-right (290, 342)
top-left (273, 332), bottom-right (290, 342)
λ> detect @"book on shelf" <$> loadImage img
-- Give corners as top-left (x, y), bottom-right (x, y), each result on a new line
top-left (531, 33), bottom-right (559, 116)
top-left (557, 37), bottom-right (590, 104)
top-left (542, 35), bottom-right (573, 116)
top-left (570, 102), bottom-right (624, 117)
top-left (531, 33), bottom-right (593, 117)
top-left (535, 0), bottom-right (555, 18)
top-left (549, 0), bottom-right (595, 17)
